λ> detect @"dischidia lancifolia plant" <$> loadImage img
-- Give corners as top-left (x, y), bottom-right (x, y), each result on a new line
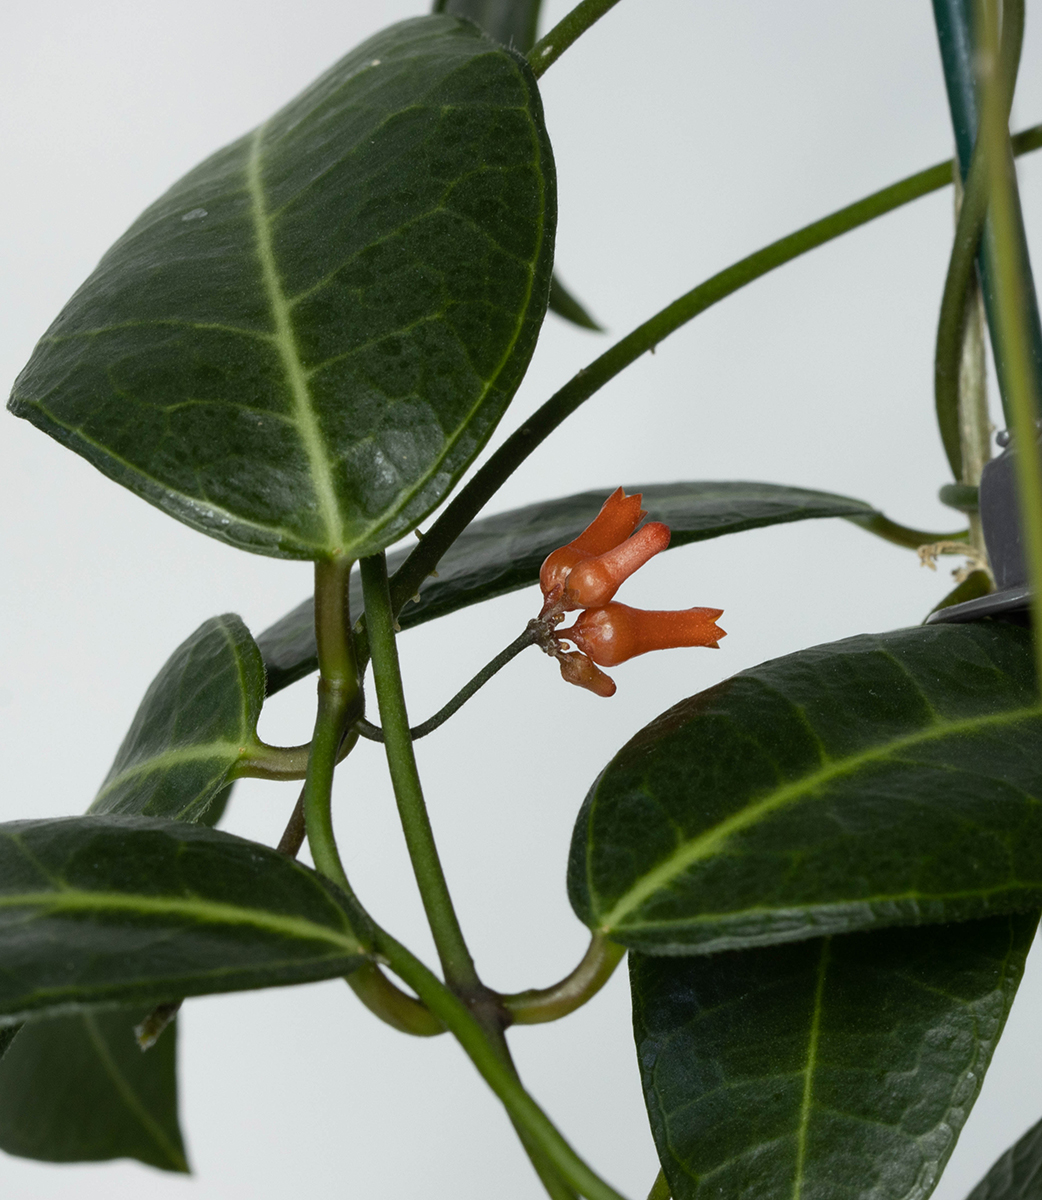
top-left (5, 1), bottom-right (1042, 1197)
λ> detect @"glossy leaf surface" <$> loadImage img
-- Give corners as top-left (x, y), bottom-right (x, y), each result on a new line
top-left (257, 481), bottom-right (881, 692)
top-left (631, 914), bottom-right (1037, 1200)
top-left (569, 621), bottom-right (1042, 952)
top-left (0, 817), bottom-right (369, 1021)
top-left (431, 2), bottom-right (604, 331)
top-left (965, 1112), bottom-right (1042, 1200)
top-left (90, 615), bottom-right (264, 822)
top-left (0, 1007), bottom-right (186, 1172)
top-left (9, 17), bottom-right (555, 560)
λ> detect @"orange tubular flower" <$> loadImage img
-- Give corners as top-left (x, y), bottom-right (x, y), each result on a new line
top-left (562, 521), bottom-right (670, 610)
top-left (534, 487), bottom-right (724, 697)
top-left (539, 487), bottom-right (644, 614)
top-left (562, 603), bottom-right (726, 667)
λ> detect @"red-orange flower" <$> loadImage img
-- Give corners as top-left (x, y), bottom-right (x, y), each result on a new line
top-left (560, 521), bottom-right (670, 610)
top-left (560, 603), bottom-right (725, 667)
top-left (539, 487), bottom-right (644, 615)
top-left (534, 487), bottom-right (725, 696)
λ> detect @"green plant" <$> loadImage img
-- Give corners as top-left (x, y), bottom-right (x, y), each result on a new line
top-left (4, 1), bottom-right (1042, 1198)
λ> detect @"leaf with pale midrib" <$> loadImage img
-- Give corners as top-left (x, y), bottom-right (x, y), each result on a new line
top-left (4, 617), bottom-right (259, 1169)
top-left (0, 816), bottom-right (370, 1021)
top-left (91, 614), bottom-right (264, 822)
top-left (631, 914), bottom-right (1038, 1200)
top-left (9, 16), bottom-right (555, 561)
top-left (569, 621), bottom-right (1042, 952)
top-left (257, 480), bottom-right (883, 693)
top-left (0, 1007), bottom-right (186, 1172)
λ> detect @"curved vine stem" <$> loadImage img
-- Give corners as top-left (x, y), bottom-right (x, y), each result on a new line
top-left (978, 1), bottom-right (1042, 686)
top-left (386, 123), bottom-right (1042, 617)
top-left (935, 0), bottom-right (1023, 481)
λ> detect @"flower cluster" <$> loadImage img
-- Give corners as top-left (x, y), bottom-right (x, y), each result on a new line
top-left (534, 488), bottom-right (725, 696)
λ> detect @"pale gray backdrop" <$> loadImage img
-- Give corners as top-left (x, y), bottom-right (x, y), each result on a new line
top-left (2, 2), bottom-right (1042, 1197)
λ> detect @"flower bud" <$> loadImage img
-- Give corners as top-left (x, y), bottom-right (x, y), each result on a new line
top-left (563, 522), bottom-right (670, 609)
top-left (564, 603), bottom-right (725, 667)
top-left (557, 650), bottom-right (617, 697)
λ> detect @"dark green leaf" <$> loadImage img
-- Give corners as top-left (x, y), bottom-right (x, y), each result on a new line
top-left (6, 626), bottom-right (249, 1169)
top-left (0, 1025), bottom-right (20, 1061)
top-left (0, 816), bottom-right (370, 1021)
top-left (90, 615), bottom-right (264, 822)
top-left (430, 1), bottom-right (604, 332)
top-left (9, 17), bottom-right (555, 561)
top-left (257, 481), bottom-right (881, 693)
top-left (965, 1113), bottom-right (1042, 1200)
top-left (631, 914), bottom-right (1038, 1200)
top-left (0, 1007), bottom-right (187, 1172)
top-left (434, 0), bottom-right (543, 51)
top-left (568, 621), bottom-right (1042, 952)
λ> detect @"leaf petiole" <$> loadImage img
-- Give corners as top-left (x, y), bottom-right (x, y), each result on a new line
top-left (503, 934), bottom-right (626, 1025)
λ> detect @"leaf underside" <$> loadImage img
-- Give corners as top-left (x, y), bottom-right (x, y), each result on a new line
top-left (0, 1007), bottom-right (187, 1172)
top-left (91, 614), bottom-right (265, 822)
top-left (0, 816), bottom-right (369, 1022)
top-left (631, 914), bottom-right (1038, 1200)
top-left (9, 16), bottom-right (555, 561)
top-left (257, 480), bottom-right (881, 693)
top-left (568, 621), bottom-right (1042, 952)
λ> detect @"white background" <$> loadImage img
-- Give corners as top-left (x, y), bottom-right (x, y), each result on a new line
top-left (3, 2), bottom-right (1042, 1197)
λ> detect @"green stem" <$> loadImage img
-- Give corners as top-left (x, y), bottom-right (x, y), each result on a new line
top-left (269, 762), bottom-right (440, 1038)
top-left (844, 514), bottom-right (967, 550)
top-left (276, 787), bottom-right (308, 857)
top-left (387, 124), bottom-right (1042, 616)
top-left (528, 0), bottom-right (624, 77)
top-left (374, 926), bottom-right (631, 1200)
top-left (979, 2), bottom-right (1042, 685)
top-left (359, 552), bottom-right (480, 992)
top-left (646, 1170), bottom-right (671, 1200)
top-left (503, 935), bottom-right (625, 1025)
top-left (935, 0), bottom-right (1023, 480)
top-left (303, 557), bottom-right (359, 898)
top-left (356, 625), bottom-right (540, 743)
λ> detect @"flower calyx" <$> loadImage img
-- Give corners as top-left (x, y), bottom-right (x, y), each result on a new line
top-left (533, 488), bottom-right (725, 697)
